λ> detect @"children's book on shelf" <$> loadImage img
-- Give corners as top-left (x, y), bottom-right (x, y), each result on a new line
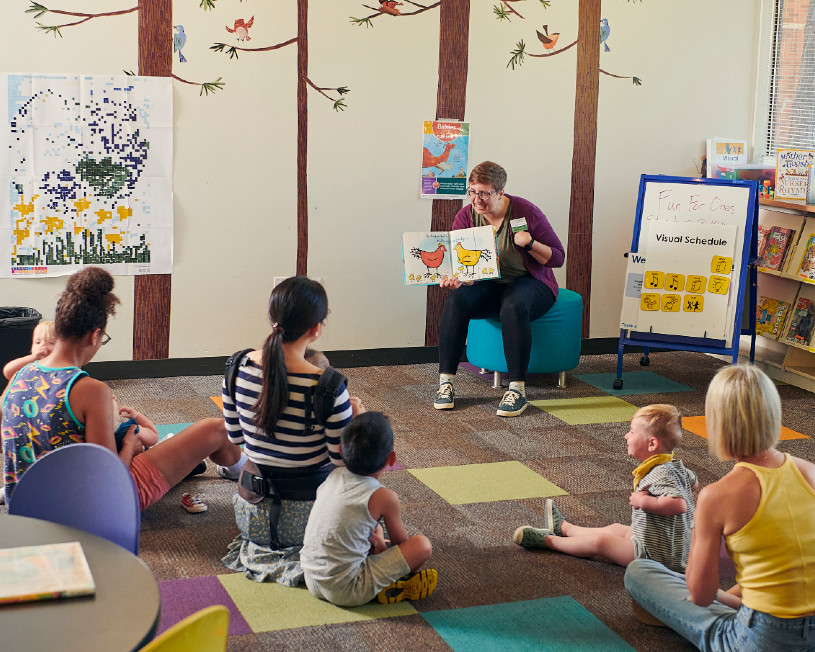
top-left (775, 148), bottom-right (815, 200)
top-left (402, 225), bottom-right (498, 286)
top-left (756, 224), bottom-right (772, 260)
top-left (755, 296), bottom-right (790, 340)
top-left (0, 541), bottom-right (95, 604)
top-left (784, 297), bottom-right (815, 347)
top-left (757, 226), bottom-right (795, 271)
top-left (705, 138), bottom-right (747, 179)
top-left (797, 234), bottom-right (815, 281)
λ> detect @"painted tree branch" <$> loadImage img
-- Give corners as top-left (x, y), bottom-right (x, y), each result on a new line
top-left (27, 2), bottom-right (137, 35)
top-left (352, 1), bottom-right (440, 27)
top-left (171, 74), bottom-right (226, 96)
top-left (527, 39), bottom-right (577, 57)
top-left (210, 37), bottom-right (298, 60)
top-left (600, 69), bottom-right (642, 85)
top-left (305, 78), bottom-right (351, 111)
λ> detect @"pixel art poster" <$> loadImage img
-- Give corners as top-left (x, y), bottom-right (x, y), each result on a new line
top-left (0, 74), bottom-right (172, 278)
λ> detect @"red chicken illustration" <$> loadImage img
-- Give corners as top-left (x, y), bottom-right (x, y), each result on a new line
top-left (411, 243), bottom-right (447, 276)
top-left (422, 142), bottom-right (456, 172)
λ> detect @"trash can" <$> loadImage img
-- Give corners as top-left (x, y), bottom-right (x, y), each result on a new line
top-left (0, 307), bottom-right (42, 391)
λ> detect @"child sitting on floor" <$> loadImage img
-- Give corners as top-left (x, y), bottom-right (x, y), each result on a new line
top-left (513, 404), bottom-right (698, 573)
top-left (300, 411), bottom-right (437, 606)
top-left (3, 320), bottom-right (56, 380)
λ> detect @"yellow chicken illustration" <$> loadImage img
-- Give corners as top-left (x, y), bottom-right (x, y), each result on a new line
top-left (454, 242), bottom-right (492, 277)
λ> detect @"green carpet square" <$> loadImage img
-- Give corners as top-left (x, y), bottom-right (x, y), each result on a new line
top-left (218, 574), bottom-right (416, 632)
top-left (409, 461), bottom-right (566, 505)
top-left (573, 371), bottom-right (693, 396)
top-left (422, 596), bottom-right (634, 651)
top-left (529, 396), bottom-right (638, 425)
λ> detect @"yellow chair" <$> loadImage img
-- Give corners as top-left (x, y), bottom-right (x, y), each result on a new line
top-left (140, 605), bottom-right (229, 652)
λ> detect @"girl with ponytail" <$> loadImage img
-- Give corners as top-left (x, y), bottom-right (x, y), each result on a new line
top-left (221, 276), bottom-right (363, 585)
top-left (1, 267), bottom-right (242, 510)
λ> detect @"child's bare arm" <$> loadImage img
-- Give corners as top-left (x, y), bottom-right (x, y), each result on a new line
top-left (629, 490), bottom-right (688, 516)
top-left (3, 354), bottom-right (37, 380)
top-left (368, 487), bottom-right (408, 546)
top-left (118, 406), bottom-right (159, 447)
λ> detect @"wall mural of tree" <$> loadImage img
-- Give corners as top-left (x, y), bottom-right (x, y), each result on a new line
top-left (351, 0), bottom-right (469, 346)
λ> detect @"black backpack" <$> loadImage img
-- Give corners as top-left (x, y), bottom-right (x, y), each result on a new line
top-left (224, 349), bottom-right (347, 428)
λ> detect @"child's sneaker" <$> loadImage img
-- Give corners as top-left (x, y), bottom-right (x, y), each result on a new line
top-left (216, 464), bottom-right (241, 480)
top-left (512, 525), bottom-right (553, 548)
top-left (544, 498), bottom-right (565, 536)
top-left (496, 389), bottom-right (528, 417)
top-left (434, 382), bottom-right (455, 410)
top-left (377, 569), bottom-right (438, 604)
top-left (181, 493), bottom-right (208, 513)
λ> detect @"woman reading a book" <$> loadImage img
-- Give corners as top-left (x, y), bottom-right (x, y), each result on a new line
top-left (434, 161), bottom-right (565, 417)
top-left (0, 267), bottom-right (243, 508)
top-left (220, 276), bottom-right (364, 586)
top-left (625, 365), bottom-right (815, 650)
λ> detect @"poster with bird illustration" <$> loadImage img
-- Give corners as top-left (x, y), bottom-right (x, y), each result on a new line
top-left (402, 225), bottom-right (498, 285)
top-left (420, 120), bottom-right (469, 199)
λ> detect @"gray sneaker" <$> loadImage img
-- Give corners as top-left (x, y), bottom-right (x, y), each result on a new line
top-left (434, 382), bottom-right (455, 410)
top-left (497, 389), bottom-right (528, 417)
top-left (512, 525), bottom-right (554, 549)
top-left (544, 498), bottom-right (565, 536)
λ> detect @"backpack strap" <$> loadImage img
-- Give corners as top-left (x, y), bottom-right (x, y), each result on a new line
top-left (224, 348), bottom-right (253, 405)
top-left (312, 366), bottom-right (348, 427)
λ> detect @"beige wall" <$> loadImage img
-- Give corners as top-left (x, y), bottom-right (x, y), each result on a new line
top-left (0, 0), bottom-right (762, 361)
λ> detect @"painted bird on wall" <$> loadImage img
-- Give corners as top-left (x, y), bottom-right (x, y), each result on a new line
top-left (173, 25), bottom-right (187, 63)
top-left (600, 18), bottom-right (611, 52)
top-left (536, 25), bottom-right (560, 51)
top-left (378, 1), bottom-right (403, 15)
top-left (226, 16), bottom-right (255, 42)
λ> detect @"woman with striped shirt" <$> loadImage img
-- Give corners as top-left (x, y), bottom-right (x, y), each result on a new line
top-left (221, 276), bottom-right (362, 585)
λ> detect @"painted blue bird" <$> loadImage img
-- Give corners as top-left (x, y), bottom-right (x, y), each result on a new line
top-left (600, 18), bottom-right (610, 53)
top-left (173, 25), bottom-right (187, 63)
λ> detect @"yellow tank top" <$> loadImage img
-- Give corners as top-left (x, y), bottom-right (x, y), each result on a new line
top-left (726, 454), bottom-right (815, 617)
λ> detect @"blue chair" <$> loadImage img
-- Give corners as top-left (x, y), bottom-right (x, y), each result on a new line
top-left (466, 288), bottom-right (583, 389)
top-left (9, 443), bottom-right (141, 554)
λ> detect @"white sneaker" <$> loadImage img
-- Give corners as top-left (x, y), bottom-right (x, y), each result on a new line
top-left (217, 464), bottom-right (241, 480)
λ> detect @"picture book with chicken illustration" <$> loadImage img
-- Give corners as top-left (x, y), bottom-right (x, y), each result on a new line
top-left (797, 235), bottom-right (815, 281)
top-left (402, 225), bottom-right (499, 286)
top-left (419, 120), bottom-right (469, 199)
top-left (757, 226), bottom-right (795, 271)
top-left (784, 297), bottom-right (815, 347)
top-left (755, 295), bottom-right (790, 340)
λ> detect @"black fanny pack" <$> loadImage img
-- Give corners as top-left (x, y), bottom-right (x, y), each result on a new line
top-left (237, 459), bottom-right (331, 504)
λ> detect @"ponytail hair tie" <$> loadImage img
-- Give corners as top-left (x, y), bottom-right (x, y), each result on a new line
top-left (272, 322), bottom-right (285, 336)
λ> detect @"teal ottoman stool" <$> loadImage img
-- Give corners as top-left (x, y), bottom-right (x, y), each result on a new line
top-left (465, 288), bottom-right (583, 389)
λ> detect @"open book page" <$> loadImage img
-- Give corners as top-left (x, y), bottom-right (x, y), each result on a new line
top-left (0, 541), bottom-right (96, 604)
top-left (402, 225), bottom-right (499, 286)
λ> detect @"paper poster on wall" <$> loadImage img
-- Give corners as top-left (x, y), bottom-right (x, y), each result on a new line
top-left (420, 120), bottom-right (469, 199)
top-left (0, 73), bottom-right (173, 278)
top-left (775, 148), bottom-right (815, 201)
top-left (620, 222), bottom-right (738, 340)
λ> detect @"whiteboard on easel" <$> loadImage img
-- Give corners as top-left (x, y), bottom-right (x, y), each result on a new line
top-left (620, 177), bottom-right (754, 346)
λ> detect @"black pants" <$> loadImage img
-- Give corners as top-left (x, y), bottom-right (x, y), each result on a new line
top-left (438, 277), bottom-right (556, 382)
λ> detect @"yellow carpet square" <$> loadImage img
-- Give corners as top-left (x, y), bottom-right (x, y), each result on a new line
top-left (218, 574), bottom-right (416, 632)
top-left (683, 416), bottom-right (807, 441)
top-left (409, 461), bottom-right (566, 505)
top-left (529, 396), bottom-right (639, 425)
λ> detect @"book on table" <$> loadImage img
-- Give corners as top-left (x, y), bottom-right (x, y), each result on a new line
top-left (784, 297), bottom-right (815, 347)
top-left (755, 296), bottom-right (790, 340)
top-left (797, 234), bottom-right (815, 281)
top-left (0, 541), bottom-right (96, 605)
top-left (757, 226), bottom-right (795, 271)
top-left (402, 225), bottom-right (499, 286)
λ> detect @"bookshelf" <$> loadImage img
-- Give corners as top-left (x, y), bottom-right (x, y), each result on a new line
top-left (734, 201), bottom-right (815, 392)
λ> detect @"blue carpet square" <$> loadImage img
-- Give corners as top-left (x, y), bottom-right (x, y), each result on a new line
top-left (574, 372), bottom-right (692, 396)
top-left (422, 596), bottom-right (634, 651)
top-left (155, 423), bottom-right (193, 441)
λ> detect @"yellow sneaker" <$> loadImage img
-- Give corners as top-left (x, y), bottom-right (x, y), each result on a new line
top-left (377, 569), bottom-right (438, 604)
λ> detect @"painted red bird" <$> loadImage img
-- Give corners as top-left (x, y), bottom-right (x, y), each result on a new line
top-left (536, 25), bottom-right (560, 51)
top-left (412, 243), bottom-right (447, 275)
top-left (378, 1), bottom-right (403, 16)
top-left (226, 16), bottom-right (254, 41)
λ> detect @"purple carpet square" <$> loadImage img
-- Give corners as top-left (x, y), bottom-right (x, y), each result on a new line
top-left (157, 575), bottom-right (251, 636)
top-left (384, 460), bottom-right (406, 471)
top-left (459, 361), bottom-right (493, 379)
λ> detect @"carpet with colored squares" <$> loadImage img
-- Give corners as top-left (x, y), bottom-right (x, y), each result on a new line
top-left (12, 351), bottom-right (815, 650)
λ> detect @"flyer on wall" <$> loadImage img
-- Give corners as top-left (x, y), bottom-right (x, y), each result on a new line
top-left (420, 120), bottom-right (469, 199)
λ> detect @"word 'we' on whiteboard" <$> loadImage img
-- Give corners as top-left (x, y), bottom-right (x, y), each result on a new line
top-left (621, 177), bottom-right (754, 345)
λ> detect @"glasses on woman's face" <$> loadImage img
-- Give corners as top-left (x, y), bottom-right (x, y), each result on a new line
top-left (466, 188), bottom-right (498, 201)
top-left (101, 332), bottom-right (111, 346)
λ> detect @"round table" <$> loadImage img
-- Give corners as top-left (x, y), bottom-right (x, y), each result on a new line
top-left (0, 514), bottom-right (160, 651)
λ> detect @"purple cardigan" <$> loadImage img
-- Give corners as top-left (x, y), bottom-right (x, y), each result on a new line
top-left (452, 194), bottom-right (565, 298)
